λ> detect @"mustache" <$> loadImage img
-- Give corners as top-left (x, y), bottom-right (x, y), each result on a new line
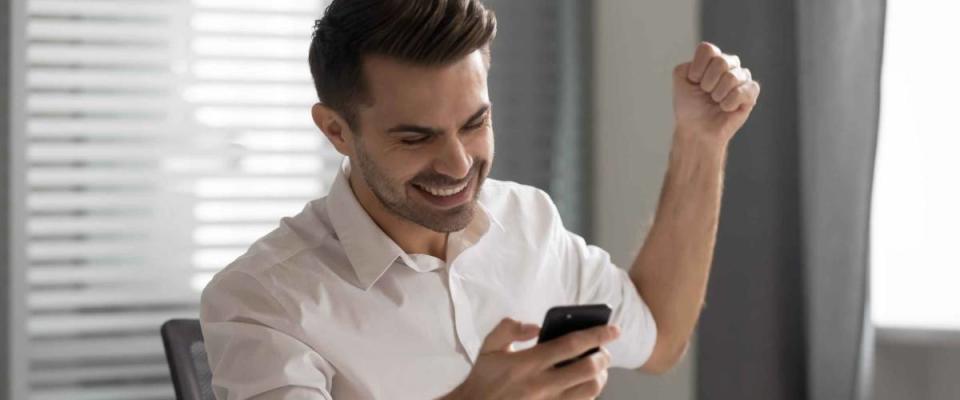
top-left (410, 161), bottom-right (485, 187)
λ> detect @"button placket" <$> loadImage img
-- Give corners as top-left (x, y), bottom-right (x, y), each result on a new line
top-left (447, 264), bottom-right (481, 364)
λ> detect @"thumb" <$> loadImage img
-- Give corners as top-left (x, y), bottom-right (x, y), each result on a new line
top-left (479, 318), bottom-right (540, 354)
top-left (673, 62), bottom-right (693, 84)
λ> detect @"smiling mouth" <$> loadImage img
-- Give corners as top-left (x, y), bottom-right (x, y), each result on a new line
top-left (412, 180), bottom-right (470, 197)
top-left (410, 175), bottom-right (475, 209)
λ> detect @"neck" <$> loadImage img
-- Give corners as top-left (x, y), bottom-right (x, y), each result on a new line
top-left (348, 171), bottom-right (448, 259)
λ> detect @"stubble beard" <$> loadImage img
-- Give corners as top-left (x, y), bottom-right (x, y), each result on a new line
top-left (352, 142), bottom-right (487, 233)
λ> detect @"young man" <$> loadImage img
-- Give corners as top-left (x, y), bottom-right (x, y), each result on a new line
top-left (200, 0), bottom-right (760, 399)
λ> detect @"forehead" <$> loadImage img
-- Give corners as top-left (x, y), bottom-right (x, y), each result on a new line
top-left (358, 51), bottom-right (489, 126)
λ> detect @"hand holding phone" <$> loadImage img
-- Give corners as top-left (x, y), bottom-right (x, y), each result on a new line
top-left (441, 313), bottom-right (619, 400)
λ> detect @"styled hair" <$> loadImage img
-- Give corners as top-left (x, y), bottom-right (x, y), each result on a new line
top-left (309, 0), bottom-right (497, 128)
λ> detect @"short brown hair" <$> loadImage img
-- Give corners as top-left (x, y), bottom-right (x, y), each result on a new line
top-left (309, 0), bottom-right (497, 128)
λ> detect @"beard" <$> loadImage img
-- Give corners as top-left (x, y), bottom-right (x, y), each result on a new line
top-left (352, 142), bottom-right (488, 233)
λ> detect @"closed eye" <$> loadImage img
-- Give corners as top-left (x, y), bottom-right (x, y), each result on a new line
top-left (463, 117), bottom-right (489, 131)
top-left (400, 135), bottom-right (431, 145)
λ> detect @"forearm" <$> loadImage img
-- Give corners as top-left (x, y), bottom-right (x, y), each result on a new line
top-left (629, 131), bottom-right (727, 371)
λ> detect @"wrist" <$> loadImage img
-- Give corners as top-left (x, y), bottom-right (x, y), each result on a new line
top-left (669, 130), bottom-right (728, 167)
top-left (673, 126), bottom-right (729, 149)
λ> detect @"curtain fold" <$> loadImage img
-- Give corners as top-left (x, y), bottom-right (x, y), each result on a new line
top-left (698, 0), bottom-right (885, 399)
top-left (483, 0), bottom-right (592, 237)
top-left (796, 1), bottom-right (884, 399)
top-left (1, 0), bottom-right (13, 395)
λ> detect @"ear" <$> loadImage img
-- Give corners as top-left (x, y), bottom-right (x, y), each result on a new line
top-left (312, 103), bottom-right (355, 157)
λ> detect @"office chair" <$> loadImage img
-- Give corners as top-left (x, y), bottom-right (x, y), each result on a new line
top-left (161, 319), bottom-right (215, 400)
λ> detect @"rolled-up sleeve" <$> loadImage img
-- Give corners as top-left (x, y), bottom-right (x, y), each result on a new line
top-left (200, 271), bottom-right (335, 400)
top-left (538, 189), bottom-right (658, 369)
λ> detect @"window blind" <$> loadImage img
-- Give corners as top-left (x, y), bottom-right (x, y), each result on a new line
top-left (22, 0), bottom-right (331, 398)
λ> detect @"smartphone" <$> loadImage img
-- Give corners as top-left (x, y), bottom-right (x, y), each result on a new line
top-left (537, 304), bottom-right (612, 367)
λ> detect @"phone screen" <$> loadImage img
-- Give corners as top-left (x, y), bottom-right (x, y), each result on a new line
top-left (537, 304), bottom-right (612, 367)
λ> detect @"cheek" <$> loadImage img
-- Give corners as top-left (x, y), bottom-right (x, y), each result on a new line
top-left (361, 140), bottom-right (423, 185)
top-left (388, 150), bottom-right (434, 183)
top-left (470, 129), bottom-right (494, 160)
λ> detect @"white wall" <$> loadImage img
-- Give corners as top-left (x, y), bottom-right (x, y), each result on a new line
top-left (593, 1), bottom-right (699, 399)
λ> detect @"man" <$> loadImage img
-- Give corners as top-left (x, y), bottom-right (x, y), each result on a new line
top-left (200, 0), bottom-right (759, 399)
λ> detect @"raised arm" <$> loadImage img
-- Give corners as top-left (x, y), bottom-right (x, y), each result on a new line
top-left (629, 42), bottom-right (760, 373)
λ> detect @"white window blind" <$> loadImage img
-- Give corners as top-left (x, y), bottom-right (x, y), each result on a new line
top-left (871, 0), bottom-right (960, 331)
top-left (19, 0), bottom-right (333, 398)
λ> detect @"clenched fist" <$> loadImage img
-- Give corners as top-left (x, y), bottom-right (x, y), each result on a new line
top-left (673, 42), bottom-right (761, 145)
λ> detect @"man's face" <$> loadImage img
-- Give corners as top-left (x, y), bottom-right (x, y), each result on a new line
top-left (348, 50), bottom-right (494, 233)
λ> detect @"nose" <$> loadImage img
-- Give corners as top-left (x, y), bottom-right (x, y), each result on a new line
top-left (434, 134), bottom-right (472, 180)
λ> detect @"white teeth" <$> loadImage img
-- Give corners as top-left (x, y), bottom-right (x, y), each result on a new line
top-left (416, 181), bottom-right (469, 197)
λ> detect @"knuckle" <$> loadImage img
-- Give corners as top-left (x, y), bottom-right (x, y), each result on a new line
top-left (562, 338), bottom-right (581, 355)
top-left (587, 378), bottom-right (603, 395)
top-left (599, 350), bottom-right (611, 368)
top-left (714, 56), bottom-right (730, 70)
top-left (700, 41), bottom-right (720, 55)
top-left (711, 90), bottom-right (724, 102)
top-left (584, 357), bottom-right (602, 374)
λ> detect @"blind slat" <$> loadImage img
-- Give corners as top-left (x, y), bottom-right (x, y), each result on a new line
top-left (30, 311), bottom-right (199, 336)
top-left (30, 364), bottom-right (170, 386)
top-left (28, 70), bottom-right (176, 90)
top-left (31, 336), bottom-right (166, 361)
top-left (30, 291), bottom-right (198, 310)
top-left (29, 45), bottom-right (172, 66)
top-left (28, 21), bottom-right (173, 41)
top-left (29, 265), bottom-right (191, 285)
top-left (31, 385), bottom-right (174, 400)
top-left (29, 0), bottom-right (178, 18)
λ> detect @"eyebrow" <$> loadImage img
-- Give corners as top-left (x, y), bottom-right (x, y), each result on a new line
top-left (385, 104), bottom-right (490, 136)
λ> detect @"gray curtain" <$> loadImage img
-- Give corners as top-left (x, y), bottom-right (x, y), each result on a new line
top-left (697, 1), bottom-right (884, 399)
top-left (482, 0), bottom-right (592, 238)
top-left (1, 0), bottom-right (12, 394)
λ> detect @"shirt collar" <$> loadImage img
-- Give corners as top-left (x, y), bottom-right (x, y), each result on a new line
top-left (325, 158), bottom-right (503, 290)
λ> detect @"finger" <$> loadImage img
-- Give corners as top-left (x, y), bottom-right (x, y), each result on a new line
top-left (711, 67), bottom-right (749, 103)
top-left (544, 347), bottom-right (611, 391)
top-left (480, 318), bottom-right (540, 354)
top-left (688, 41), bottom-right (721, 82)
top-left (559, 369), bottom-right (608, 400)
top-left (700, 54), bottom-right (740, 93)
top-left (532, 325), bottom-right (619, 368)
top-left (719, 80), bottom-right (761, 112)
top-left (673, 62), bottom-right (692, 84)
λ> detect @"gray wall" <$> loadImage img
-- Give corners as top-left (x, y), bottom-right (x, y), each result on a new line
top-left (874, 331), bottom-right (960, 400)
top-left (593, 1), bottom-right (698, 399)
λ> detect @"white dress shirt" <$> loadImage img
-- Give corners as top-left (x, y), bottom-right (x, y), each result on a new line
top-left (200, 158), bottom-right (657, 400)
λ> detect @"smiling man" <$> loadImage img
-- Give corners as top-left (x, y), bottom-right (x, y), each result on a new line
top-left (199, 0), bottom-right (759, 399)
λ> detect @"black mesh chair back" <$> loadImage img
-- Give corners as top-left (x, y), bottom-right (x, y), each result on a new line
top-left (161, 319), bottom-right (215, 400)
